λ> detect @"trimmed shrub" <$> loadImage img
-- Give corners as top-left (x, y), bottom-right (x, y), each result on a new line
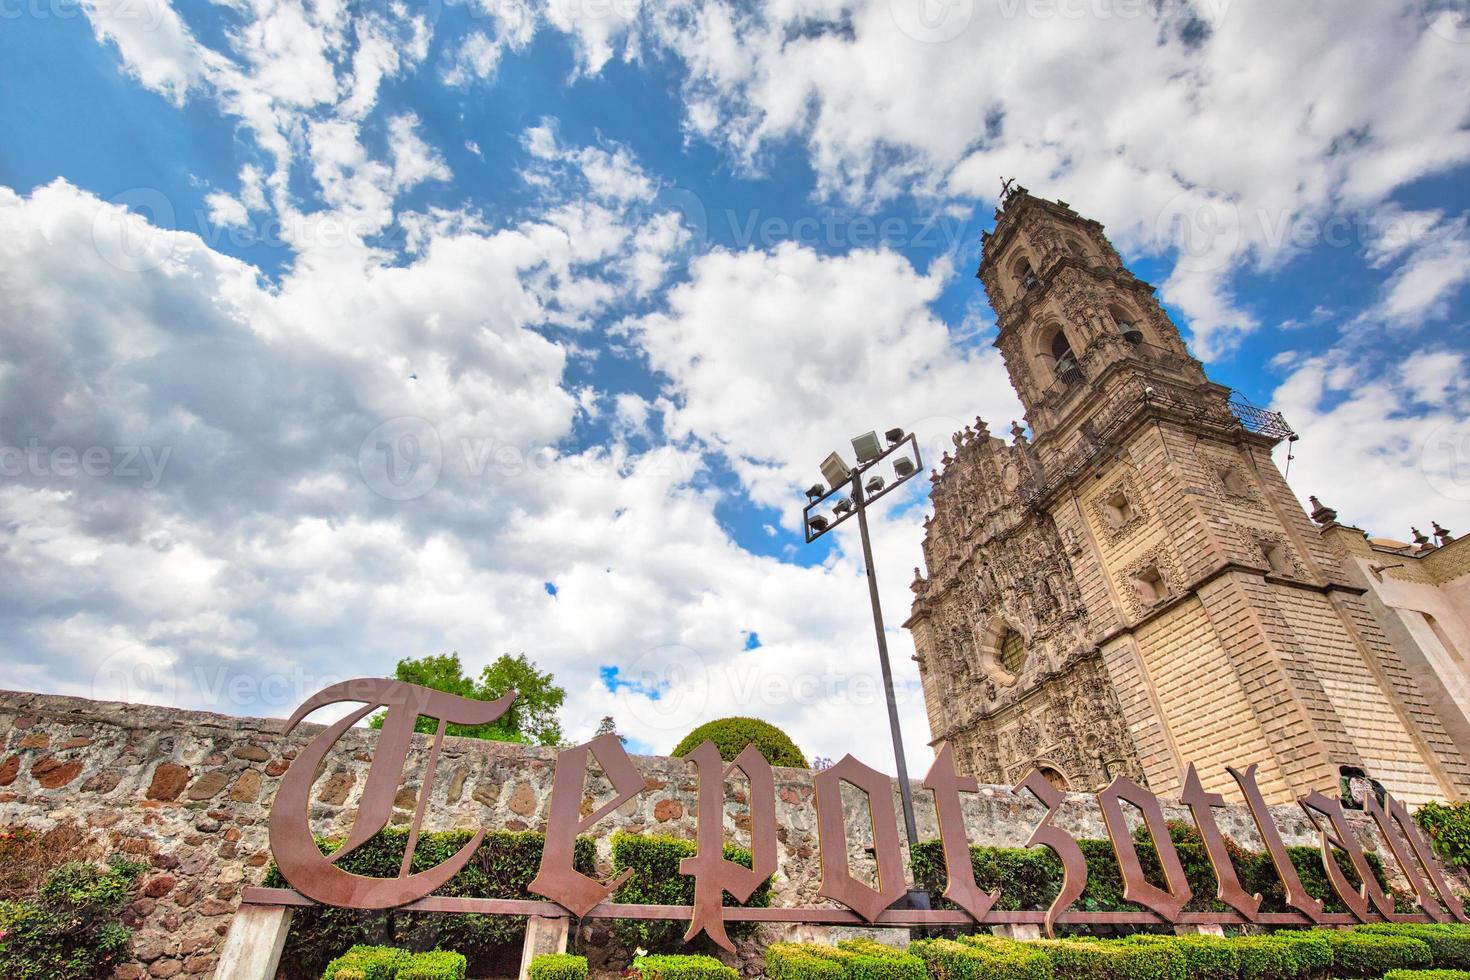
top-left (266, 828), bottom-right (595, 979)
top-left (1265, 929), bottom-right (1332, 976)
top-left (909, 937), bottom-right (1053, 980)
top-left (834, 938), bottom-right (928, 980)
top-left (1417, 801), bottom-right (1470, 873)
top-left (1358, 923), bottom-right (1470, 969)
top-left (527, 953), bottom-right (589, 980)
top-left (632, 953), bottom-right (740, 980)
top-left (1319, 929), bottom-right (1433, 978)
top-left (1223, 936), bottom-right (1297, 980)
top-left (1121, 934), bottom-right (1238, 980)
top-left (1383, 971), bottom-right (1470, 980)
top-left (1032, 937), bottom-right (1185, 980)
top-left (672, 717), bottom-right (808, 768)
top-left (398, 951), bottom-right (467, 980)
top-left (766, 943), bottom-right (848, 980)
top-left (0, 856), bottom-right (147, 980)
top-left (322, 946), bottom-right (413, 980)
top-left (610, 831), bottom-right (773, 952)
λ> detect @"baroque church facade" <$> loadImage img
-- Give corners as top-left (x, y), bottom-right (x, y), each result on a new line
top-left (905, 187), bottom-right (1470, 807)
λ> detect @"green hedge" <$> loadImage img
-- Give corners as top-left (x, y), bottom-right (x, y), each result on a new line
top-left (1316, 930), bottom-right (1433, 978)
top-left (527, 953), bottom-right (589, 980)
top-left (1121, 934), bottom-right (1239, 980)
top-left (1359, 923), bottom-right (1470, 969)
top-left (322, 947), bottom-right (465, 980)
top-left (909, 936), bottom-right (1053, 980)
top-left (672, 717), bottom-right (808, 768)
top-left (1416, 802), bottom-right (1470, 874)
top-left (911, 819), bottom-right (1405, 923)
top-left (1032, 936), bottom-right (1186, 980)
top-left (323, 946), bottom-right (412, 980)
top-left (396, 951), bottom-right (467, 980)
top-left (610, 831), bottom-right (773, 952)
top-left (267, 829), bottom-right (594, 980)
top-left (631, 953), bottom-right (739, 980)
top-left (1383, 971), bottom-right (1470, 980)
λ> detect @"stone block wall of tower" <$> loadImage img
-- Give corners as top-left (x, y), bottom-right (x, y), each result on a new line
top-left (908, 186), bottom-right (1470, 807)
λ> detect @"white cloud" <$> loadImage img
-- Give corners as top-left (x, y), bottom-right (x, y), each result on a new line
top-left (205, 191), bottom-right (250, 228)
top-left (626, 241), bottom-right (1021, 512)
top-left (1273, 350), bottom-right (1470, 539)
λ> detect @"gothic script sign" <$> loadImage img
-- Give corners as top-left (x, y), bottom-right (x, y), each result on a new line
top-left (262, 680), bottom-right (1468, 950)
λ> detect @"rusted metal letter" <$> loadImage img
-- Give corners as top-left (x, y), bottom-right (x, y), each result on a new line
top-left (1227, 764), bottom-right (1324, 923)
top-left (528, 733), bottom-right (646, 916)
top-left (814, 755), bottom-right (907, 922)
top-left (1098, 775), bottom-right (1193, 921)
top-left (922, 743), bottom-right (998, 923)
top-left (1298, 790), bottom-right (1398, 922)
top-left (1178, 764), bottom-right (1261, 920)
top-left (1363, 791), bottom-right (1468, 923)
top-left (678, 742), bottom-right (779, 951)
top-left (1014, 768), bottom-right (1087, 938)
top-left (269, 678), bottom-right (516, 909)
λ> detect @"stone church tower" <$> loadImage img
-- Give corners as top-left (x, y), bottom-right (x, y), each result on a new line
top-left (905, 186), bottom-right (1470, 807)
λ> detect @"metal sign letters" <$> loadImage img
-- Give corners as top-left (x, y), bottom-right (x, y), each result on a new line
top-left (267, 681), bottom-right (1468, 950)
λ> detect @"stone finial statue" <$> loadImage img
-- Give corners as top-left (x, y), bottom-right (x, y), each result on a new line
top-left (1308, 495), bottom-right (1338, 526)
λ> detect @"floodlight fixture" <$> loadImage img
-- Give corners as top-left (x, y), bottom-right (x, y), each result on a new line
top-left (865, 475), bottom-right (886, 494)
top-left (885, 427), bottom-right (905, 445)
top-left (832, 497), bottom-right (854, 516)
top-left (851, 430), bottom-right (883, 465)
top-left (806, 483), bottom-right (826, 502)
top-left (893, 457), bottom-right (916, 478)
top-left (820, 451), bottom-right (852, 491)
top-left (807, 515), bottom-right (830, 533)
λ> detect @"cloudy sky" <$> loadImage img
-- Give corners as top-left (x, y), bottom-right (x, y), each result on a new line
top-left (1, 0), bottom-right (1469, 772)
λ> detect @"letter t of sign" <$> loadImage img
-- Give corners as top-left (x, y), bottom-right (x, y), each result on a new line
top-left (529, 733), bottom-right (646, 917)
top-left (922, 744), bottom-right (998, 923)
top-left (679, 743), bottom-right (779, 951)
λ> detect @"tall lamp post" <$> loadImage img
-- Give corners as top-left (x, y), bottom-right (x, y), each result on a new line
top-left (801, 427), bottom-right (929, 910)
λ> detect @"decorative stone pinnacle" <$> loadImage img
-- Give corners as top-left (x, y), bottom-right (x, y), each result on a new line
top-left (1411, 527), bottom-right (1431, 546)
top-left (1432, 521), bottom-right (1454, 543)
top-left (1308, 495), bottom-right (1338, 526)
top-left (1010, 420), bottom-right (1028, 444)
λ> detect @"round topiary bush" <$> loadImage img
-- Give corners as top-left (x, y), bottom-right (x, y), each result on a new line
top-left (672, 717), bottom-right (808, 768)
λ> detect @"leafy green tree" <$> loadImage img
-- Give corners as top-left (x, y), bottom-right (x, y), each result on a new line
top-left (371, 653), bottom-right (565, 746)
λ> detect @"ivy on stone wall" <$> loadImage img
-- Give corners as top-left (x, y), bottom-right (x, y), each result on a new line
top-left (1417, 802), bottom-right (1470, 876)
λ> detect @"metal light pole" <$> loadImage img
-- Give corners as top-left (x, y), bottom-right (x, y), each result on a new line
top-left (801, 429), bottom-right (929, 910)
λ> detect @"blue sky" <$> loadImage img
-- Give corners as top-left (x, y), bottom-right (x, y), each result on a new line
top-left (1, 0), bottom-right (1468, 767)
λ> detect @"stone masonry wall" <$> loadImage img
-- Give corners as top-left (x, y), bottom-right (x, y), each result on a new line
top-left (0, 689), bottom-right (1464, 979)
